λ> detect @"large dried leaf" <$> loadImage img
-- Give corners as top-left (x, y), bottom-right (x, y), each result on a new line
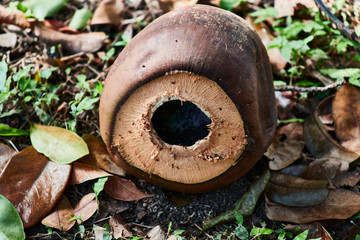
top-left (104, 176), bottom-right (153, 201)
top-left (0, 5), bottom-right (30, 28)
top-left (41, 194), bottom-right (75, 231)
top-left (69, 162), bottom-right (112, 185)
top-left (302, 158), bottom-right (349, 180)
top-left (332, 83), bottom-right (360, 155)
top-left (79, 134), bottom-right (126, 176)
top-left (109, 215), bottom-right (132, 239)
top-left (266, 122), bottom-right (304, 170)
top-left (266, 189), bottom-right (360, 224)
top-left (30, 123), bottom-right (89, 164)
top-left (0, 146), bottom-right (71, 228)
top-left (91, 0), bottom-right (124, 26)
top-left (0, 194), bottom-right (25, 240)
top-left (73, 193), bottom-right (97, 224)
top-left (202, 170), bottom-right (270, 230)
top-left (0, 143), bottom-right (16, 174)
top-left (331, 168), bottom-right (360, 188)
top-left (303, 113), bottom-right (358, 162)
top-left (267, 172), bottom-right (328, 207)
top-left (34, 22), bottom-right (106, 54)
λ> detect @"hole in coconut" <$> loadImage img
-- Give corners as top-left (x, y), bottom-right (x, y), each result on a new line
top-left (151, 100), bottom-right (211, 146)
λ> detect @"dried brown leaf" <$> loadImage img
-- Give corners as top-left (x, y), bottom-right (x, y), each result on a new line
top-left (69, 162), bottom-right (112, 185)
top-left (147, 225), bottom-right (166, 240)
top-left (266, 122), bottom-right (304, 170)
top-left (246, 16), bottom-right (287, 70)
top-left (316, 95), bottom-right (334, 129)
top-left (302, 158), bottom-right (349, 180)
top-left (159, 0), bottom-right (198, 12)
top-left (274, 0), bottom-right (316, 18)
top-left (303, 113), bottom-right (358, 162)
top-left (333, 83), bottom-right (360, 155)
top-left (41, 194), bottom-right (75, 231)
top-left (0, 5), bottom-right (30, 28)
top-left (331, 168), bottom-right (360, 188)
top-left (91, 0), bottom-right (124, 26)
top-left (109, 215), bottom-right (132, 239)
top-left (34, 22), bottom-right (106, 54)
top-left (0, 142), bottom-right (16, 173)
top-left (0, 32), bottom-right (17, 48)
top-left (267, 172), bottom-right (328, 207)
top-left (266, 189), bottom-right (360, 223)
top-left (0, 146), bottom-right (71, 228)
top-left (79, 134), bottom-right (126, 176)
top-left (73, 193), bottom-right (97, 224)
top-left (104, 176), bottom-right (153, 201)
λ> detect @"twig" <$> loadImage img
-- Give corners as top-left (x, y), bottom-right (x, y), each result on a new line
top-left (314, 0), bottom-right (360, 44)
top-left (194, 224), bottom-right (214, 240)
top-left (274, 80), bottom-right (346, 92)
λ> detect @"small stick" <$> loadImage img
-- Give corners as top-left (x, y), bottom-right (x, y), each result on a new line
top-left (314, 0), bottom-right (360, 44)
top-left (274, 80), bottom-right (346, 92)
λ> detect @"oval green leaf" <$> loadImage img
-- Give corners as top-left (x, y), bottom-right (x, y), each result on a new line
top-left (30, 123), bottom-right (89, 164)
top-left (0, 194), bottom-right (25, 240)
top-left (68, 8), bottom-right (92, 30)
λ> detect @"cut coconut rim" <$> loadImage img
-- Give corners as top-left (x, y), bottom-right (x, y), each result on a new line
top-left (111, 71), bottom-right (247, 184)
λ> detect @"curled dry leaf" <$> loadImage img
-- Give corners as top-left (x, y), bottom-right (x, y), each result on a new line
top-left (331, 168), bottom-right (360, 188)
top-left (332, 83), bottom-right (360, 155)
top-left (302, 158), bottom-right (349, 180)
top-left (41, 194), bottom-right (75, 231)
top-left (147, 225), bottom-right (165, 240)
top-left (0, 142), bottom-right (16, 173)
top-left (159, 0), bottom-right (198, 12)
top-left (316, 95), bottom-right (334, 128)
top-left (0, 5), bottom-right (30, 28)
top-left (246, 16), bottom-right (287, 71)
top-left (266, 189), bottom-right (360, 224)
top-left (69, 162), bottom-right (112, 185)
top-left (267, 172), bottom-right (328, 207)
top-left (104, 176), bottom-right (153, 201)
top-left (0, 146), bottom-right (71, 228)
top-left (73, 193), bottom-right (98, 224)
top-left (109, 214), bottom-right (132, 239)
top-left (303, 113), bottom-right (358, 162)
top-left (79, 134), bottom-right (126, 176)
top-left (274, 0), bottom-right (316, 18)
top-left (34, 22), bottom-right (106, 54)
top-left (91, 0), bottom-right (124, 26)
top-left (265, 122), bottom-right (304, 170)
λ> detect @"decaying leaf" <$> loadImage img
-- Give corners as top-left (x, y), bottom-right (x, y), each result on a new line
top-left (91, 0), bottom-right (124, 26)
top-left (69, 162), bottom-right (112, 185)
top-left (302, 158), bottom-right (349, 180)
top-left (266, 122), bottom-right (304, 170)
top-left (0, 146), bottom-right (71, 228)
top-left (0, 142), bottom-right (16, 173)
top-left (147, 225), bottom-right (165, 240)
top-left (0, 5), bottom-right (30, 28)
top-left (104, 176), bottom-right (153, 201)
top-left (332, 83), bottom-right (360, 155)
top-left (0, 194), bottom-right (25, 240)
top-left (274, 0), bottom-right (316, 18)
top-left (316, 95), bottom-right (334, 127)
top-left (303, 113), bottom-right (358, 162)
top-left (79, 134), bottom-right (126, 176)
top-left (246, 16), bottom-right (287, 70)
top-left (267, 172), bottom-right (328, 207)
top-left (109, 214), bottom-right (132, 239)
top-left (41, 194), bottom-right (75, 231)
top-left (331, 168), bottom-right (360, 188)
top-left (158, 0), bottom-right (198, 12)
top-left (202, 170), bottom-right (270, 230)
top-left (266, 189), bottom-right (360, 223)
top-left (73, 193), bottom-right (98, 224)
top-left (34, 22), bottom-right (106, 54)
top-left (30, 122), bottom-right (89, 164)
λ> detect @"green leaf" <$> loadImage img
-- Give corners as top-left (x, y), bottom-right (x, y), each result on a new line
top-left (308, 49), bottom-right (329, 59)
top-left (249, 7), bottom-right (278, 23)
top-left (30, 122), bottom-right (89, 164)
top-left (93, 177), bottom-right (108, 202)
top-left (22, 0), bottom-right (67, 20)
top-left (0, 61), bottom-right (8, 92)
top-left (293, 230), bottom-right (308, 240)
top-left (0, 125), bottom-right (29, 136)
top-left (219, 0), bottom-right (244, 11)
top-left (356, 234), bottom-right (360, 240)
top-left (68, 8), bottom-right (92, 30)
top-left (320, 68), bottom-right (360, 81)
top-left (202, 170), bottom-right (270, 230)
top-left (39, 67), bottom-right (59, 80)
top-left (0, 194), bottom-right (26, 240)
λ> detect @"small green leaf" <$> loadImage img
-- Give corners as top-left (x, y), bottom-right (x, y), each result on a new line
top-left (293, 230), bottom-right (308, 240)
top-left (0, 194), bottom-right (26, 240)
top-left (320, 68), bottom-right (360, 81)
top-left (0, 61), bottom-right (8, 92)
top-left (39, 67), bottom-right (59, 80)
top-left (93, 177), bottom-right (108, 202)
top-left (68, 8), bottom-right (92, 30)
top-left (22, 0), bottom-right (67, 20)
top-left (30, 122), bottom-right (89, 164)
top-left (219, 0), bottom-right (242, 11)
top-left (0, 124), bottom-right (29, 136)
